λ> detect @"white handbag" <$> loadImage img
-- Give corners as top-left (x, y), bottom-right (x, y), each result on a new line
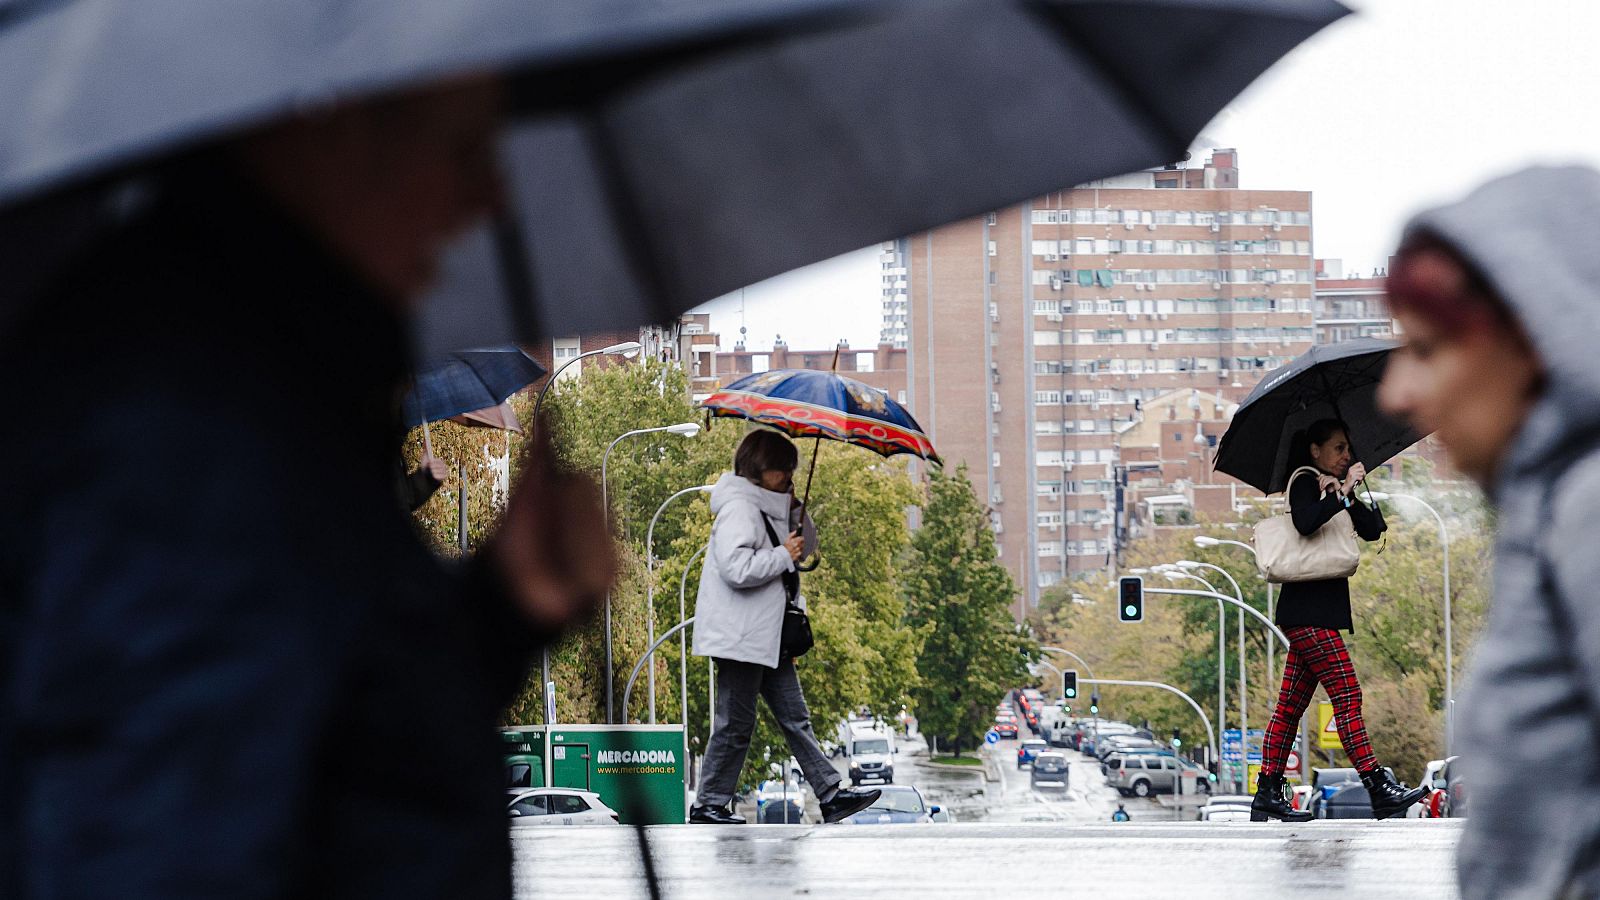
top-left (1253, 466), bottom-right (1360, 584)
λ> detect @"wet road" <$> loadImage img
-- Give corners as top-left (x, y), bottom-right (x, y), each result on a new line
top-left (511, 819), bottom-right (1464, 898)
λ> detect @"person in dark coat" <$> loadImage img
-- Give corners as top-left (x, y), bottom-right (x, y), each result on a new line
top-left (0, 77), bottom-right (614, 897)
top-left (1250, 418), bottom-right (1426, 822)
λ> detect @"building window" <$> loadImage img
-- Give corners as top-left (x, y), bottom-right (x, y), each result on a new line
top-left (552, 337), bottom-right (582, 382)
top-left (987, 241), bottom-right (997, 257)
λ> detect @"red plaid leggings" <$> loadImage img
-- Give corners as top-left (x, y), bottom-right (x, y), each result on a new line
top-left (1260, 626), bottom-right (1376, 777)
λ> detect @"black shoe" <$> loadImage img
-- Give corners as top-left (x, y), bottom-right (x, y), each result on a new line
top-left (1362, 769), bottom-right (1427, 820)
top-left (689, 804), bottom-right (746, 825)
top-left (1250, 773), bottom-right (1312, 823)
top-left (820, 787), bottom-right (881, 824)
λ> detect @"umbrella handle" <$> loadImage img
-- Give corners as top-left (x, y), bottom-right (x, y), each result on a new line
top-left (797, 555), bottom-right (821, 573)
top-left (422, 420), bottom-right (434, 459)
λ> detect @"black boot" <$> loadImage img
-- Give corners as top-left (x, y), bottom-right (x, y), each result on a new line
top-left (689, 803), bottom-right (746, 825)
top-left (1250, 772), bottom-right (1312, 822)
top-left (820, 787), bottom-right (881, 824)
top-left (1361, 768), bottom-right (1427, 820)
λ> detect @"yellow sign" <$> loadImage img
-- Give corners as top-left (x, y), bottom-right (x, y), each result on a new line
top-left (1317, 700), bottom-right (1342, 751)
top-left (1247, 763), bottom-right (1262, 794)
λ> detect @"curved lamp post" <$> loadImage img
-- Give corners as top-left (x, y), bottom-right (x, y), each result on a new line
top-left (1040, 646), bottom-right (1098, 748)
top-left (1145, 565), bottom-right (1227, 774)
top-left (1367, 491), bottom-right (1452, 755)
top-left (1177, 558), bottom-right (1257, 760)
top-left (644, 486), bottom-right (712, 724)
top-left (601, 422), bottom-right (701, 723)
top-left (528, 340), bottom-right (639, 724)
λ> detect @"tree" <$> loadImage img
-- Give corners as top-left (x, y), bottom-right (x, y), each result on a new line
top-left (903, 466), bottom-right (1035, 755)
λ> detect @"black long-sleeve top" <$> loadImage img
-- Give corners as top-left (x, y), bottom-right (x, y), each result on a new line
top-left (1273, 471), bottom-right (1387, 632)
top-left (0, 165), bottom-right (547, 898)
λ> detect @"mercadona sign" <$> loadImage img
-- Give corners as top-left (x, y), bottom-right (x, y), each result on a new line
top-left (504, 724), bottom-right (687, 825)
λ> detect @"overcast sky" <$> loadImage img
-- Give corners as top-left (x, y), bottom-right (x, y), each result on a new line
top-left (693, 0), bottom-right (1600, 352)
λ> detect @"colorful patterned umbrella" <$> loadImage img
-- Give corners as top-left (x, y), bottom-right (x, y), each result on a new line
top-left (699, 369), bottom-right (940, 464)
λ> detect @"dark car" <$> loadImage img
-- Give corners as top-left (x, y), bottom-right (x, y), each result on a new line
top-left (1435, 756), bottom-right (1467, 818)
top-left (1306, 767), bottom-right (1362, 818)
top-left (841, 784), bottom-right (939, 825)
top-left (994, 721), bottom-right (1019, 740)
top-left (1031, 752), bottom-right (1070, 791)
top-left (1320, 782), bottom-right (1378, 819)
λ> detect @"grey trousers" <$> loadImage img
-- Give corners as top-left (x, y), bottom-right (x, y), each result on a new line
top-left (696, 656), bottom-right (841, 809)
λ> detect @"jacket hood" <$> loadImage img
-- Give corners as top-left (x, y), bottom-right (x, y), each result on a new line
top-left (709, 471), bottom-right (791, 523)
top-left (1401, 166), bottom-right (1600, 483)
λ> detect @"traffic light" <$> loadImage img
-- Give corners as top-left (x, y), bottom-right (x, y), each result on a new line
top-left (1118, 576), bottom-right (1144, 623)
top-left (1089, 691), bottom-right (1100, 715)
top-left (1171, 728), bottom-right (1182, 749)
top-left (1062, 670), bottom-right (1078, 700)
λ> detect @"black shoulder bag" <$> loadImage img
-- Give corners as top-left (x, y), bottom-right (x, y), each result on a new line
top-left (761, 516), bottom-right (814, 659)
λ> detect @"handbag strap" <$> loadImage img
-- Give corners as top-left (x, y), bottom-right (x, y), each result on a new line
top-left (759, 514), bottom-right (801, 605)
top-left (1284, 465), bottom-right (1328, 498)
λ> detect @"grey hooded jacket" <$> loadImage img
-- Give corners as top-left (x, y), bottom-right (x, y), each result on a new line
top-left (692, 472), bottom-right (814, 668)
top-left (1407, 166), bottom-right (1600, 899)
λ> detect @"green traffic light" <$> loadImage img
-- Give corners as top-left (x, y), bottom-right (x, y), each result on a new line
top-left (1065, 688), bottom-right (1076, 698)
top-left (1089, 705), bottom-right (1098, 714)
top-left (1123, 604), bottom-right (1137, 617)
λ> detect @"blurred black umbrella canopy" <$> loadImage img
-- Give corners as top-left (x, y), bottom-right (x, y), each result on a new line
top-left (0, 0), bottom-right (1350, 354)
top-left (1213, 338), bottom-right (1425, 495)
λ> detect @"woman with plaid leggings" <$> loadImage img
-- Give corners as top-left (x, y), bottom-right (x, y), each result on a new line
top-left (1250, 419), bottom-right (1429, 822)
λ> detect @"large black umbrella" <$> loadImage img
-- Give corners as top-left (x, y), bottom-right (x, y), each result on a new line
top-left (1214, 338), bottom-right (1424, 495)
top-left (0, 0), bottom-right (1350, 355)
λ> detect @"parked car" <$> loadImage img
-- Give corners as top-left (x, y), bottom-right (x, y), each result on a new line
top-left (1107, 754), bottom-right (1211, 798)
top-left (1290, 784), bottom-right (1315, 813)
top-left (993, 721), bottom-right (1019, 740)
top-left (506, 788), bottom-right (620, 826)
top-left (841, 784), bottom-right (939, 825)
top-left (928, 804), bottom-right (955, 822)
top-left (1197, 795), bottom-right (1254, 822)
top-left (1101, 747), bottom-right (1182, 778)
top-left (1313, 767), bottom-right (1409, 819)
top-left (1017, 739), bottom-right (1050, 769)
top-left (1406, 759), bottom-right (1448, 818)
top-left (1435, 755), bottom-right (1466, 818)
top-left (755, 779), bottom-right (805, 824)
top-left (1305, 767), bottom-right (1361, 818)
top-left (1031, 752), bottom-right (1070, 791)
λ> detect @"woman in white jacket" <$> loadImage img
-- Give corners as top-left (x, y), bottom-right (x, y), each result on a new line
top-left (689, 430), bottom-right (881, 825)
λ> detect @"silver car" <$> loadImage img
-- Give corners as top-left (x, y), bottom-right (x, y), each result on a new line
top-left (1106, 754), bottom-right (1209, 798)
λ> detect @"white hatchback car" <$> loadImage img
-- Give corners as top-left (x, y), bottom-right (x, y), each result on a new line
top-left (506, 788), bottom-right (620, 826)
top-left (1197, 795), bottom-right (1255, 822)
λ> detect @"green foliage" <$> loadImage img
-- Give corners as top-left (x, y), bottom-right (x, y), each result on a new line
top-left (409, 357), bottom-right (930, 795)
top-left (903, 466), bottom-right (1035, 756)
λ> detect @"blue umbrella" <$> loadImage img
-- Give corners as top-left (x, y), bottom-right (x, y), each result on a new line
top-left (401, 347), bottom-right (544, 430)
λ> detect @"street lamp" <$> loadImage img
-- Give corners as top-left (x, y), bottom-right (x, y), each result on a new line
top-left (1177, 559), bottom-right (1259, 764)
top-left (601, 422), bottom-right (701, 723)
top-left (531, 341), bottom-right (643, 438)
top-left (644, 485), bottom-right (713, 724)
top-left (528, 340), bottom-right (641, 722)
top-left (1192, 535), bottom-right (1275, 674)
top-left (1367, 490), bottom-right (1453, 755)
top-left (1152, 565), bottom-right (1227, 778)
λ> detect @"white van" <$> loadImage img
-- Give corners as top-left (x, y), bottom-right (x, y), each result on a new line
top-left (843, 722), bottom-right (896, 785)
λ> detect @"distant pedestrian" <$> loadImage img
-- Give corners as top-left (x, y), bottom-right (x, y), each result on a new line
top-left (1377, 167), bottom-right (1598, 899)
top-left (1250, 419), bottom-right (1426, 822)
top-left (689, 430), bottom-right (880, 825)
top-left (1112, 804), bottom-right (1130, 823)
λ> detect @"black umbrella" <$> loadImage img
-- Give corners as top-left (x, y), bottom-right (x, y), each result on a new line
top-left (1213, 338), bottom-right (1425, 495)
top-left (0, 0), bottom-right (1351, 355)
